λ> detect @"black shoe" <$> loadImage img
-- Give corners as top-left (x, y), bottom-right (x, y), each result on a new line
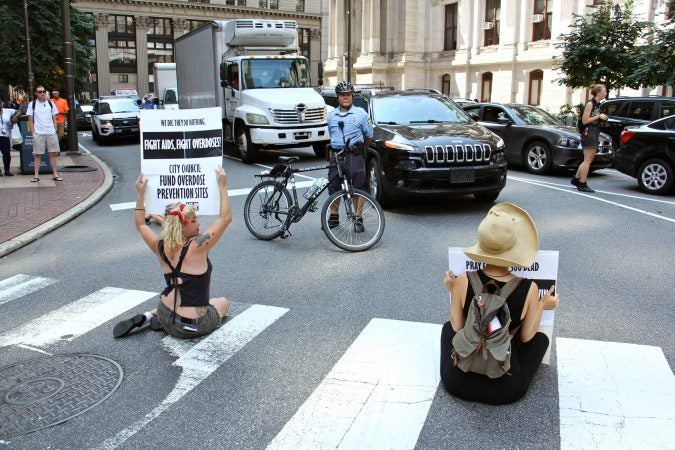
top-left (570, 177), bottom-right (580, 187)
top-left (577, 182), bottom-right (595, 193)
top-left (354, 217), bottom-right (364, 233)
top-left (328, 213), bottom-right (339, 229)
top-left (149, 316), bottom-right (163, 331)
top-left (113, 314), bottom-right (145, 338)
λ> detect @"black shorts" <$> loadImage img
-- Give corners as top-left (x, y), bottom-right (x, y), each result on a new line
top-left (581, 126), bottom-right (601, 149)
top-left (328, 153), bottom-right (365, 194)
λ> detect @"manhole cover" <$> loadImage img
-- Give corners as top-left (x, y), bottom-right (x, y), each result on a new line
top-left (0, 354), bottom-right (123, 437)
top-left (59, 165), bottom-right (98, 172)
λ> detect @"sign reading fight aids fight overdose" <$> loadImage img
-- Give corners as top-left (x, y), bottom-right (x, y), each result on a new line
top-left (448, 247), bottom-right (559, 365)
top-left (140, 107), bottom-right (223, 215)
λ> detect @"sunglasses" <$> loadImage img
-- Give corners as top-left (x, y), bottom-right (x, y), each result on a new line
top-left (36, 90), bottom-right (46, 93)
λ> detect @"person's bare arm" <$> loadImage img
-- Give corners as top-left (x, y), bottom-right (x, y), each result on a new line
top-left (191, 166), bottom-right (232, 253)
top-left (520, 284), bottom-right (559, 342)
top-left (134, 174), bottom-right (160, 252)
top-left (450, 273), bottom-right (469, 331)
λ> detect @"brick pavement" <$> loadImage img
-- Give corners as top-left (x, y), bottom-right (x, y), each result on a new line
top-left (0, 149), bottom-right (107, 249)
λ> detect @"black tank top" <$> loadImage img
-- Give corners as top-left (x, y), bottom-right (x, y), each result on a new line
top-left (158, 239), bottom-right (212, 308)
top-left (462, 270), bottom-right (532, 331)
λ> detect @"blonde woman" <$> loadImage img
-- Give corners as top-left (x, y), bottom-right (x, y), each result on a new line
top-left (571, 84), bottom-right (608, 193)
top-left (113, 167), bottom-right (232, 339)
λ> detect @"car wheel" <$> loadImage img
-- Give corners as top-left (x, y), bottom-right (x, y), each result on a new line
top-left (637, 158), bottom-right (673, 195)
top-left (312, 142), bottom-right (326, 158)
top-left (367, 158), bottom-right (389, 208)
top-left (524, 141), bottom-right (552, 174)
top-left (236, 123), bottom-right (259, 164)
top-left (474, 191), bottom-right (500, 202)
top-left (92, 126), bottom-right (101, 144)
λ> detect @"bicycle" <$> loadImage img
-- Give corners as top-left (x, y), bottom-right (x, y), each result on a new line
top-left (243, 147), bottom-right (385, 252)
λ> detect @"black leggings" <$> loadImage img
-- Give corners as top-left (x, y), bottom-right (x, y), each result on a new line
top-left (0, 137), bottom-right (10, 172)
top-left (440, 321), bottom-right (549, 405)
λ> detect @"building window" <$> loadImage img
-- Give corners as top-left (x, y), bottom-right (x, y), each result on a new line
top-left (298, 28), bottom-right (311, 61)
top-left (666, 3), bottom-right (673, 20)
top-left (296, 0), bottom-right (305, 12)
top-left (441, 74), bottom-right (451, 96)
top-left (188, 0), bottom-right (210, 3)
top-left (532, 0), bottom-right (551, 41)
top-left (186, 20), bottom-right (208, 32)
top-left (444, 4), bottom-right (458, 51)
top-left (147, 18), bottom-right (174, 91)
top-left (481, 72), bottom-right (493, 102)
top-left (108, 15), bottom-right (136, 73)
top-left (528, 70), bottom-right (543, 105)
top-left (225, 0), bottom-right (246, 5)
top-left (592, 0), bottom-right (605, 5)
top-left (119, 74), bottom-right (128, 83)
top-left (484, 0), bottom-right (500, 46)
top-left (260, 0), bottom-right (279, 8)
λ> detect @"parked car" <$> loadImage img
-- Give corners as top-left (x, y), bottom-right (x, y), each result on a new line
top-left (76, 103), bottom-right (94, 130)
top-left (90, 97), bottom-right (140, 144)
top-left (462, 102), bottom-right (613, 175)
top-left (614, 115), bottom-right (675, 195)
top-left (598, 96), bottom-right (675, 149)
top-left (452, 98), bottom-right (478, 108)
top-left (350, 90), bottom-right (507, 206)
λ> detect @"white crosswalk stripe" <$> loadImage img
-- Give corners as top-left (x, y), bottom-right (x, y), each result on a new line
top-left (0, 274), bottom-right (57, 307)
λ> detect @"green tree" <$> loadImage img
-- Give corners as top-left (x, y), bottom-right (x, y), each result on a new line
top-left (554, 1), bottom-right (649, 95)
top-left (0, 0), bottom-right (94, 97)
top-left (627, 7), bottom-right (675, 89)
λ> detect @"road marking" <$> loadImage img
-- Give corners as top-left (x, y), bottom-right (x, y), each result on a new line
top-left (509, 175), bottom-right (675, 205)
top-left (0, 287), bottom-right (157, 348)
top-left (509, 176), bottom-right (675, 223)
top-left (267, 318), bottom-right (441, 450)
top-left (557, 337), bottom-right (675, 449)
top-left (97, 304), bottom-right (289, 450)
top-left (0, 274), bottom-right (57, 307)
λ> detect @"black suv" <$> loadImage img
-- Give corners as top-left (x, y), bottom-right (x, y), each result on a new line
top-left (598, 96), bottom-right (675, 148)
top-left (326, 90), bottom-right (507, 205)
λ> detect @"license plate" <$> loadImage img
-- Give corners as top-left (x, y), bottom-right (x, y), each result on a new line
top-left (450, 169), bottom-right (475, 183)
top-left (294, 132), bottom-right (310, 140)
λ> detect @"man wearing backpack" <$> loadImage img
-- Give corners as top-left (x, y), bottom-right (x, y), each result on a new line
top-left (440, 203), bottom-right (559, 404)
top-left (26, 85), bottom-right (62, 182)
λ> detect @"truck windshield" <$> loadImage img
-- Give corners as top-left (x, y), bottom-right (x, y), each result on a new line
top-left (241, 58), bottom-right (311, 89)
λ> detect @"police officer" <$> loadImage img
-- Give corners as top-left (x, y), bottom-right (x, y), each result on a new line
top-left (326, 81), bottom-right (373, 231)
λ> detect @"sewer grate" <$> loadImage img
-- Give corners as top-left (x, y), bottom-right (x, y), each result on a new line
top-left (59, 165), bottom-right (98, 172)
top-left (0, 354), bottom-right (123, 437)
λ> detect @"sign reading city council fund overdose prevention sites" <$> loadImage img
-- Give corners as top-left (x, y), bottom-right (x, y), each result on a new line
top-left (140, 107), bottom-right (222, 215)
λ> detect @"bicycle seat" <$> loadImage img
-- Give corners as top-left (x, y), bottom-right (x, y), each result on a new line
top-left (279, 156), bottom-right (299, 163)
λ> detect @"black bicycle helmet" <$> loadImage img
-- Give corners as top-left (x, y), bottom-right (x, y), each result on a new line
top-left (335, 81), bottom-right (354, 95)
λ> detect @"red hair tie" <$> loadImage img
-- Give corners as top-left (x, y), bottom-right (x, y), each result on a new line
top-left (168, 203), bottom-right (188, 225)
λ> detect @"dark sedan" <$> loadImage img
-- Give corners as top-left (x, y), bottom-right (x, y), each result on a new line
top-left (463, 103), bottom-right (613, 174)
top-left (614, 115), bottom-right (675, 195)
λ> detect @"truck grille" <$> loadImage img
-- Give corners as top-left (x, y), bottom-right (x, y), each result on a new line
top-left (112, 117), bottom-right (139, 127)
top-left (271, 107), bottom-right (325, 124)
top-left (423, 144), bottom-right (492, 166)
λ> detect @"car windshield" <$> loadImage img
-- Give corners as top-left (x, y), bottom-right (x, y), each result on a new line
top-left (510, 105), bottom-right (561, 125)
top-left (104, 101), bottom-right (139, 114)
top-left (371, 95), bottom-right (471, 125)
top-left (241, 58), bottom-right (311, 89)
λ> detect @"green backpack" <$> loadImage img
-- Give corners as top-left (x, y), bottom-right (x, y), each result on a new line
top-left (451, 271), bottom-right (521, 379)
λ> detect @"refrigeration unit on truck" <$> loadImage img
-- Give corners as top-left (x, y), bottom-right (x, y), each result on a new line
top-left (175, 19), bottom-right (329, 163)
top-left (152, 63), bottom-right (179, 110)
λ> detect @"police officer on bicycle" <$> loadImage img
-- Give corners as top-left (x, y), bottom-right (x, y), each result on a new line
top-left (326, 81), bottom-right (374, 231)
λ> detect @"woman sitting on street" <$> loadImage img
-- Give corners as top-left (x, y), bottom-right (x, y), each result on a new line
top-left (113, 167), bottom-right (231, 339)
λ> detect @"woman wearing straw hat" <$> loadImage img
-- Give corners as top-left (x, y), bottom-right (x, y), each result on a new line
top-left (440, 203), bottom-right (559, 404)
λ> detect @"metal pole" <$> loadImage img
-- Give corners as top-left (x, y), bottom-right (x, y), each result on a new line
top-left (347, 0), bottom-right (351, 83)
top-left (61, 0), bottom-right (80, 154)
top-left (23, 0), bottom-right (34, 97)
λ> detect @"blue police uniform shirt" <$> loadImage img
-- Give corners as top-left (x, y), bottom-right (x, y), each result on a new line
top-left (327, 104), bottom-right (373, 149)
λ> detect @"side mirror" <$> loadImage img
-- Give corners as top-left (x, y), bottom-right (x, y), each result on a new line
top-left (497, 117), bottom-right (512, 126)
top-left (469, 113), bottom-right (479, 121)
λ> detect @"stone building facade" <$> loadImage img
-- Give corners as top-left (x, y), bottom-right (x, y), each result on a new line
top-left (323, 0), bottom-right (673, 112)
top-left (73, 0), bottom-right (328, 99)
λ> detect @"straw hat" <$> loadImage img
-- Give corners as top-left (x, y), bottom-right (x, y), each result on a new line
top-left (463, 203), bottom-right (539, 268)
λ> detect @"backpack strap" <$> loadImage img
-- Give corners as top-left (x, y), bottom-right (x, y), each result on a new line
top-left (468, 270), bottom-right (522, 298)
top-left (158, 239), bottom-right (191, 323)
top-left (31, 99), bottom-right (55, 112)
top-left (466, 271), bottom-right (485, 297)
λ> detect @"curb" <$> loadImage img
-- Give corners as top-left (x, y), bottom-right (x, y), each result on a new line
top-left (0, 153), bottom-right (113, 258)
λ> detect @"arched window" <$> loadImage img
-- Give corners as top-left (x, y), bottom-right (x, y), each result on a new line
top-left (481, 72), bottom-right (493, 102)
top-left (528, 70), bottom-right (543, 105)
top-left (441, 74), bottom-right (451, 96)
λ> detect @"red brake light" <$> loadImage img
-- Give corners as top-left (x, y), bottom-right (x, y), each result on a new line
top-left (620, 130), bottom-right (635, 144)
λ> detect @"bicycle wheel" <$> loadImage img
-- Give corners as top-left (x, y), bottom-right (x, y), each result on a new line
top-left (320, 189), bottom-right (385, 252)
top-left (244, 180), bottom-right (293, 240)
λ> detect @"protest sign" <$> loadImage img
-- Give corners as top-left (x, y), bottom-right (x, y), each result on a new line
top-left (140, 107), bottom-right (222, 215)
top-left (448, 247), bottom-right (559, 365)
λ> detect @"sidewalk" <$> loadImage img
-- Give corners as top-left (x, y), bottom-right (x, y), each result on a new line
top-left (0, 148), bottom-right (113, 257)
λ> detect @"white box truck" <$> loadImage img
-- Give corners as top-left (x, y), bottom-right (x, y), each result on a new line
top-left (152, 63), bottom-right (179, 110)
top-left (175, 19), bottom-right (329, 163)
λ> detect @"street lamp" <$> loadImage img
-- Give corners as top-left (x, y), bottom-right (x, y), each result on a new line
top-left (60, 0), bottom-right (80, 154)
top-left (346, 0), bottom-right (351, 83)
top-left (23, 0), bottom-right (34, 97)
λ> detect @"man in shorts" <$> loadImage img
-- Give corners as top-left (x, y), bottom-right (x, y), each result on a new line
top-left (27, 85), bottom-right (62, 182)
top-left (51, 89), bottom-right (69, 150)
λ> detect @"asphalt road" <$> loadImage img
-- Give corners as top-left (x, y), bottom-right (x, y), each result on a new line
top-left (0, 134), bottom-right (673, 449)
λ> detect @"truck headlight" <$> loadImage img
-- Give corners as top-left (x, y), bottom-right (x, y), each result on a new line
top-left (246, 113), bottom-right (269, 125)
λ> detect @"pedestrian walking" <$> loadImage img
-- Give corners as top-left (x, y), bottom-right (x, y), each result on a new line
top-left (0, 102), bottom-right (21, 176)
top-left (571, 84), bottom-right (608, 193)
top-left (51, 89), bottom-right (69, 149)
top-left (26, 85), bottom-right (62, 182)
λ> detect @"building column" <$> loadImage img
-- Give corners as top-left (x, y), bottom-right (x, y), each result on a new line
top-left (135, 16), bottom-right (150, 96)
top-left (94, 14), bottom-right (111, 97)
top-left (369, 0), bottom-right (380, 54)
top-left (174, 18), bottom-right (187, 39)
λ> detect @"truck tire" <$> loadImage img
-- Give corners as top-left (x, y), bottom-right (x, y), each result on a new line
top-left (236, 123), bottom-right (259, 164)
top-left (312, 142), bottom-right (327, 158)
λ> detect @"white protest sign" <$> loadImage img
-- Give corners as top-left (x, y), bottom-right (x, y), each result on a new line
top-left (448, 247), bottom-right (558, 365)
top-left (140, 107), bottom-right (223, 215)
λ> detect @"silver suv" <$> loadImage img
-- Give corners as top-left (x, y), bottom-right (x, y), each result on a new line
top-left (90, 96), bottom-right (140, 144)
